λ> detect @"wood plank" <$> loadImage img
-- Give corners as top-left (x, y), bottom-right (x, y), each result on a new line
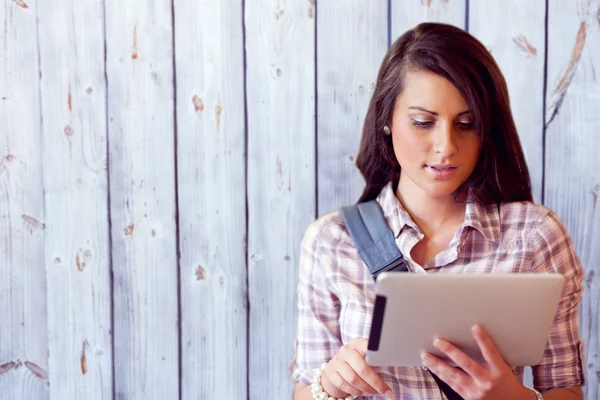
top-left (545, 1), bottom-right (600, 398)
top-left (105, 0), bottom-right (179, 397)
top-left (0, 0), bottom-right (49, 398)
top-left (174, 0), bottom-right (247, 398)
top-left (317, 0), bottom-right (388, 215)
top-left (391, 0), bottom-right (466, 41)
top-left (245, 0), bottom-right (316, 397)
top-left (36, 0), bottom-right (112, 398)
top-left (469, 1), bottom-right (545, 203)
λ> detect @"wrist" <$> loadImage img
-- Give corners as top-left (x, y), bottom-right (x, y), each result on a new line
top-left (319, 372), bottom-right (344, 398)
top-left (521, 386), bottom-right (542, 400)
top-left (313, 363), bottom-right (355, 400)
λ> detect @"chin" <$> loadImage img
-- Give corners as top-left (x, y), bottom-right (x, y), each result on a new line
top-left (422, 182), bottom-right (463, 199)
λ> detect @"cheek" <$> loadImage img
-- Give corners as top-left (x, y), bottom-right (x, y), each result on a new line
top-left (392, 131), bottom-right (429, 165)
top-left (464, 137), bottom-right (482, 165)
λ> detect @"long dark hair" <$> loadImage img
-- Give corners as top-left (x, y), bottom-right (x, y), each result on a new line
top-left (356, 22), bottom-right (533, 205)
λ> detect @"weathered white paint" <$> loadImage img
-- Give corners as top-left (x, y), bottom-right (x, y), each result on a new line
top-left (1, 1), bottom-right (598, 399)
top-left (0, 0), bottom-right (49, 398)
top-left (470, 0), bottom-right (546, 204)
top-left (245, 0), bottom-right (316, 398)
top-left (545, 1), bottom-right (600, 399)
top-left (317, 0), bottom-right (388, 216)
top-left (105, 0), bottom-right (179, 398)
top-left (37, 0), bottom-right (112, 398)
top-left (174, 0), bottom-right (247, 398)
top-left (391, 0), bottom-right (466, 40)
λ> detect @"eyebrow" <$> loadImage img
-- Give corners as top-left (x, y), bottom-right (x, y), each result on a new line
top-left (408, 106), bottom-right (471, 117)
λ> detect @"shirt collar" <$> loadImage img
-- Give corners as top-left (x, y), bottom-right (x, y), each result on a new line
top-left (376, 181), bottom-right (501, 243)
top-left (463, 199), bottom-right (501, 243)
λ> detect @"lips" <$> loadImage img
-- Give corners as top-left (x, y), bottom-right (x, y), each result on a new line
top-left (427, 164), bottom-right (457, 171)
top-left (425, 164), bottom-right (459, 179)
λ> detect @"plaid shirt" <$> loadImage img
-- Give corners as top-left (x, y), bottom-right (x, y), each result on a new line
top-left (291, 181), bottom-right (585, 399)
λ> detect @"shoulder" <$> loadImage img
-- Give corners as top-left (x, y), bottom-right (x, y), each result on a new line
top-left (494, 201), bottom-right (568, 238)
top-left (298, 210), bottom-right (363, 285)
top-left (471, 201), bottom-right (572, 253)
top-left (496, 202), bottom-right (578, 268)
top-left (301, 210), bottom-right (356, 257)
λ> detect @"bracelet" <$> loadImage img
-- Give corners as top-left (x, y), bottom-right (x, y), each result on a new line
top-left (530, 388), bottom-right (544, 400)
top-left (311, 363), bottom-right (358, 400)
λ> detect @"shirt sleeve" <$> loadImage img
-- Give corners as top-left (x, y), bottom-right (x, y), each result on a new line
top-left (290, 218), bottom-right (343, 385)
top-left (529, 210), bottom-right (585, 391)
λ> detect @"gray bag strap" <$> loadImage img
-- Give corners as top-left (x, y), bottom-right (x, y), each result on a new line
top-left (339, 200), bottom-right (407, 280)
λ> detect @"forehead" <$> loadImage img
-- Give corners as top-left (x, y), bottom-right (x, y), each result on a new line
top-left (395, 69), bottom-right (469, 113)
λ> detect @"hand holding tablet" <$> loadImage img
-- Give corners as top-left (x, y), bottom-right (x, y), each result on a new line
top-left (366, 273), bottom-right (564, 368)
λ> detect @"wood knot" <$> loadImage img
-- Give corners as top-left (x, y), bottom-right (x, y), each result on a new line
top-left (196, 265), bottom-right (206, 280)
top-left (124, 224), bottom-right (134, 236)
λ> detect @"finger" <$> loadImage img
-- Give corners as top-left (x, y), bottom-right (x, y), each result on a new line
top-left (323, 367), bottom-right (363, 396)
top-left (333, 361), bottom-right (379, 395)
top-left (421, 352), bottom-right (472, 395)
top-left (433, 337), bottom-right (488, 381)
top-left (349, 337), bottom-right (369, 356)
top-left (345, 349), bottom-right (393, 396)
top-left (472, 325), bottom-right (506, 369)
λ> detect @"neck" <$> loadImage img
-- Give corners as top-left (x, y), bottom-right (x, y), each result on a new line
top-left (395, 176), bottom-right (466, 236)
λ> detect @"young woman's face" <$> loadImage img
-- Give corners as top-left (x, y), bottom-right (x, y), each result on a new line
top-left (390, 69), bottom-right (482, 200)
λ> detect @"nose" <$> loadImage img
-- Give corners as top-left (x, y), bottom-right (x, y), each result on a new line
top-left (432, 123), bottom-right (458, 157)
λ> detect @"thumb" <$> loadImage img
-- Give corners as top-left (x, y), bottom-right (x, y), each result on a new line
top-left (351, 337), bottom-right (370, 356)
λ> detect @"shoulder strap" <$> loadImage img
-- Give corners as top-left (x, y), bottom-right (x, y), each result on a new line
top-left (339, 200), bottom-right (407, 281)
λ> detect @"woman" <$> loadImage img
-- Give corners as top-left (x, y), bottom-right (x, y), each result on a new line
top-left (290, 23), bottom-right (585, 400)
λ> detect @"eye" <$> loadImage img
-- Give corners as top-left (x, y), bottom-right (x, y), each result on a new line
top-left (411, 120), bottom-right (434, 129)
top-left (456, 121), bottom-right (474, 130)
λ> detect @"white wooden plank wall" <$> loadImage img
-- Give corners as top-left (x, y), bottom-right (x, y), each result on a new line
top-left (317, 0), bottom-right (388, 215)
top-left (545, 1), bottom-right (600, 399)
top-left (0, 1), bottom-right (598, 399)
top-left (0, 0), bottom-right (49, 399)
top-left (174, 0), bottom-right (247, 398)
top-left (245, 0), bottom-right (316, 398)
top-left (37, 0), bottom-right (112, 398)
top-left (391, 0), bottom-right (466, 39)
top-left (105, 0), bottom-right (179, 398)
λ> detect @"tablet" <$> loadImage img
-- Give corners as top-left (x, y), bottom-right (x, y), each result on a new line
top-left (365, 272), bottom-right (564, 367)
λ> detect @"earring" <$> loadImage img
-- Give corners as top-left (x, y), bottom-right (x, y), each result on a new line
top-left (383, 126), bottom-right (391, 135)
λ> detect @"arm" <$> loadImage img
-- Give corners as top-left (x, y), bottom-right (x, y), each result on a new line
top-left (539, 386), bottom-right (582, 399)
top-left (292, 383), bottom-right (312, 400)
top-left (289, 220), bottom-right (343, 387)
top-left (290, 219), bottom-right (392, 399)
top-left (529, 211), bottom-right (585, 393)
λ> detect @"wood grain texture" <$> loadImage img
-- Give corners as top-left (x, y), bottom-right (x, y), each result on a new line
top-left (174, 0), bottom-right (247, 398)
top-left (545, 1), bottom-right (600, 398)
top-left (469, 0), bottom-right (545, 203)
top-left (0, 0), bottom-right (49, 398)
top-left (245, 0), bottom-right (316, 397)
top-left (317, 0), bottom-right (388, 215)
top-left (37, 0), bottom-right (112, 397)
top-left (391, 0), bottom-right (466, 41)
top-left (0, 361), bottom-right (48, 400)
top-left (105, 0), bottom-right (179, 398)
